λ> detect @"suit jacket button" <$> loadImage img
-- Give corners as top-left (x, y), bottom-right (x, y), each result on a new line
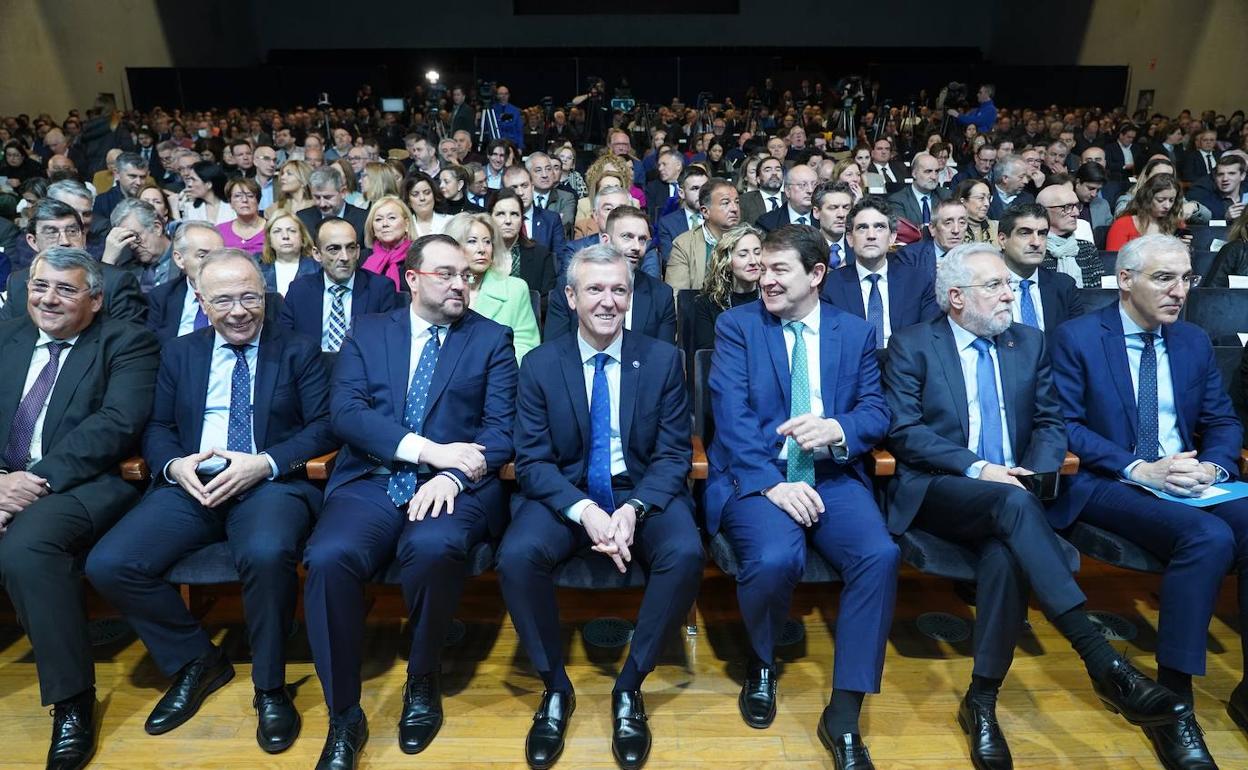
top-left (774, 440), bottom-right (784, 449)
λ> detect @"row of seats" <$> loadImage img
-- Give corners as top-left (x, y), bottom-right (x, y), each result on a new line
top-left (1081, 287), bottom-right (1248, 343)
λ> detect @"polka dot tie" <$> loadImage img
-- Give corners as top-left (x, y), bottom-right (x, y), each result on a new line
top-left (1136, 332), bottom-right (1160, 462)
top-left (587, 353), bottom-right (615, 513)
top-left (388, 326), bottom-right (443, 506)
top-left (784, 322), bottom-right (815, 485)
top-left (226, 345), bottom-right (253, 453)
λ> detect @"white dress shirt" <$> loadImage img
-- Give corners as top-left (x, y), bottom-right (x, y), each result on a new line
top-left (565, 331), bottom-right (627, 523)
top-left (777, 303), bottom-right (833, 462)
top-left (764, 192), bottom-right (783, 212)
top-left (1008, 267), bottom-right (1046, 331)
top-left (949, 317), bottom-right (1015, 476)
top-left (1119, 142), bottom-right (1134, 170)
top-left (320, 273), bottom-right (356, 351)
top-left (856, 260), bottom-right (893, 345)
top-left (176, 282), bottom-right (202, 337)
top-left (786, 205), bottom-right (812, 226)
top-left (392, 310), bottom-right (446, 467)
top-left (15, 331), bottom-right (78, 467)
top-left (184, 331), bottom-right (278, 479)
top-left (875, 163), bottom-right (896, 183)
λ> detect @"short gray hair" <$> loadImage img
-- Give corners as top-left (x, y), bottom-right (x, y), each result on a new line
top-left (197, 247), bottom-right (265, 286)
top-left (115, 151), bottom-right (149, 174)
top-left (994, 154), bottom-right (1027, 183)
top-left (31, 246), bottom-right (103, 296)
top-left (524, 151), bottom-right (551, 170)
top-left (46, 179), bottom-right (94, 206)
top-left (567, 243), bottom-right (634, 292)
top-left (1116, 233), bottom-right (1187, 273)
top-left (171, 220), bottom-right (221, 253)
top-left (593, 184), bottom-right (628, 212)
top-left (308, 166), bottom-right (345, 191)
top-left (935, 242), bottom-right (1003, 313)
top-left (110, 198), bottom-right (161, 231)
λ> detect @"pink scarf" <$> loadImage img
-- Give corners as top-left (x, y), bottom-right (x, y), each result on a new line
top-left (362, 238), bottom-right (412, 290)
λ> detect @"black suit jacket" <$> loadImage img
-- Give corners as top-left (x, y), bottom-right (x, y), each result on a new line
top-left (881, 318), bottom-right (1067, 534)
top-left (2, 264), bottom-right (145, 325)
top-left (755, 205), bottom-right (815, 234)
top-left (515, 243), bottom-right (557, 297)
top-left (544, 270), bottom-right (676, 344)
top-left (146, 276), bottom-right (286, 345)
top-left (277, 268), bottom-right (403, 345)
top-left (297, 204), bottom-right (369, 246)
top-left (869, 161), bottom-right (909, 194)
top-left (644, 178), bottom-right (679, 223)
top-left (819, 259), bottom-right (941, 338)
top-left (0, 316), bottom-right (159, 524)
top-left (92, 186), bottom-right (125, 223)
top-left (1104, 142), bottom-right (1138, 182)
top-left (1035, 268), bottom-right (1084, 339)
top-left (1179, 148), bottom-right (1222, 183)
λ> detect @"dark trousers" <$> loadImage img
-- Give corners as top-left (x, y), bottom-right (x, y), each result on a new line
top-left (913, 476), bottom-right (1087, 679)
top-left (1078, 477), bottom-right (1248, 675)
top-left (85, 482), bottom-right (309, 690)
top-left (496, 492), bottom-right (703, 689)
top-left (0, 485), bottom-right (128, 705)
top-left (303, 476), bottom-right (491, 714)
top-left (720, 475), bottom-right (898, 692)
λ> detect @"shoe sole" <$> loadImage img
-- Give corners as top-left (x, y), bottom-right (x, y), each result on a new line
top-left (257, 710), bottom-right (301, 754)
top-left (526, 742), bottom-right (563, 770)
top-left (956, 710), bottom-right (1007, 770)
top-left (1097, 696), bottom-right (1189, 728)
top-left (145, 664), bottom-right (236, 735)
top-left (398, 716), bottom-right (443, 755)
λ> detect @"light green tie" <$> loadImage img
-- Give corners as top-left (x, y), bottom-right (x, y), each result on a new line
top-left (785, 320), bottom-right (815, 484)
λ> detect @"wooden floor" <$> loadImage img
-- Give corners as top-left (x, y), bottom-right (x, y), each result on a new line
top-left (1, 565), bottom-right (1246, 769)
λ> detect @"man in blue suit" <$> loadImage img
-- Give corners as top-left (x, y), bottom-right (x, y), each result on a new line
top-left (996, 202), bottom-right (1083, 340)
top-left (145, 222), bottom-right (224, 343)
top-left (883, 241), bottom-right (1185, 768)
top-left (557, 186), bottom-right (659, 280)
top-left (497, 244), bottom-right (702, 770)
top-left (503, 165), bottom-right (566, 258)
top-left (755, 164), bottom-right (818, 233)
top-left (655, 164), bottom-right (709, 263)
top-left (896, 198), bottom-right (968, 275)
top-left (302, 234), bottom-right (518, 768)
top-left (86, 249), bottom-right (336, 754)
top-left (278, 217), bottom-right (403, 351)
top-left (705, 224), bottom-right (899, 769)
top-left (1049, 233), bottom-right (1248, 769)
top-left (813, 181), bottom-right (856, 269)
top-left (821, 198), bottom-right (940, 350)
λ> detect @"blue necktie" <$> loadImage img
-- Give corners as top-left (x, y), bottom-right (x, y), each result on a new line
top-left (388, 326), bottom-right (442, 506)
top-left (193, 306), bottom-right (210, 330)
top-left (326, 284), bottom-right (349, 352)
top-left (1018, 278), bottom-right (1039, 328)
top-left (226, 345), bottom-right (253, 453)
top-left (1136, 332), bottom-right (1160, 462)
top-left (587, 353), bottom-right (615, 514)
top-left (920, 195), bottom-right (931, 224)
top-left (866, 274), bottom-right (885, 350)
top-left (828, 242), bottom-right (842, 268)
top-left (971, 338), bottom-right (1005, 465)
top-left (784, 321), bottom-right (815, 485)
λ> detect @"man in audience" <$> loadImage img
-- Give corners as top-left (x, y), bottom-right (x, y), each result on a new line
top-left (898, 197), bottom-right (968, 272)
top-left (1080, 144), bottom-right (1107, 169)
top-left (101, 199), bottom-right (176, 294)
top-left (1049, 233), bottom-right (1248, 770)
top-left (1180, 129), bottom-right (1222, 183)
top-left (953, 143), bottom-right (997, 186)
top-left (987, 155), bottom-right (1035, 220)
top-left (326, 128), bottom-right (352, 163)
top-left (822, 198), bottom-right (940, 348)
top-left (253, 144), bottom-right (278, 210)
top-left (463, 162), bottom-right (491, 209)
top-left (527, 152), bottom-right (576, 235)
top-left (1043, 140), bottom-right (1071, 177)
top-left (1074, 162), bottom-right (1113, 231)
top-left (278, 217), bottom-right (403, 351)
top-left (145, 221), bottom-right (227, 343)
top-left (994, 202), bottom-right (1084, 336)
top-left (813, 181), bottom-right (856, 268)
top-left (740, 155), bottom-right (786, 227)
top-left (757, 164), bottom-right (818, 232)
top-left (883, 241), bottom-right (1188, 770)
top-left (230, 139), bottom-right (256, 178)
top-left (92, 151), bottom-right (148, 222)
top-left (437, 137), bottom-right (460, 169)
top-left (489, 85), bottom-right (525, 151)
top-left (448, 86), bottom-right (475, 137)
top-left (667, 178), bottom-right (741, 290)
top-left (560, 186), bottom-right (659, 278)
top-left (272, 127), bottom-right (295, 166)
top-left (656, 164), bottom-right (709, 262)
top-left (643, 149), bottom-right (685, 224)
top-left (86, 249), bottom-right (335, 755)
top-left (38, 180), bottom-right (106, 260)
top-left (406, 134), bottom-right (441, 179)
top-left (1037, 186), bottom-right (1105, 288)
top-left (868, 138), bottom-right (906, 194)
top-left (887, 152), bottom-right (949, 227)
top-left (0, 247), bottom-right (159, 770)
top-left (705, 223), bottom-right (898, 768)
top-left (950, 84), bottom-right (999, 133)
top-left (503, 165), bottom-right (566, 257)
top-left (298, 167), bottom-right (368, 245)
top-left (303, 233), bottom-right (517, 767)
top-left (1188, 154), bottom-right (1246, 221)
top-left (498, 243), bottom-right (702, 770)
top-left (1104, 123), bottom-right (1139, 182)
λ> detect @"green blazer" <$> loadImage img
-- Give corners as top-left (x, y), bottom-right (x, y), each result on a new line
top-left (473, 270), bottom-right (540, 362)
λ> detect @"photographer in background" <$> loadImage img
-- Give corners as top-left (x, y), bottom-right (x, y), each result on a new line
top-left (490, 84), bottom-right (525, 152)
top-left (571, 77), bottom-right (611, 150)
top-left (948, 84), bottom-right (998, 134)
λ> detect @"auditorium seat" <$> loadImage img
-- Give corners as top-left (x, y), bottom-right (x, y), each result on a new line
top-left (1191, 249), bottom-right (1217, 280)
top-left (1192, 223), bottom-right (1228, 254)
top-left (1185, 289), bottom-right (1248, 342)
top-left (1078, 287), bottom-right (1118, 313)
top-left (1098, 250), bottom-right (1117, 276)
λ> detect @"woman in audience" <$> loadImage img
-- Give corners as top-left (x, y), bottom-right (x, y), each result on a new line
top-left (555, 145), bottom-right (587, 199)
top-left (445, 211), bottom-right (541, 362)
top-left (1106, 173), bottom-right (1187, 251)
top-left (3, 140), bottom-right (41, 186)
top-left (437, 164), bottom-right (482, 215)
top-left (704, 138), bottom-right (729, 176)
top-left (930, 141), bottom-right (958, 187)
top-left (403, 171), bottom-right (451, 236)
top-left (178, 160), bottom-right (234, 224)
top-left (490, 189), bottom-right (556, 296)
top-left (1206, 205), bottom-right (1248, 287)
top-left (853, 145), bottom-right (872, 175)
top-left (360, 161), bottom-right (401, 204)
top-left (734, 155), bottom-right (761, 194)
top-left (574, 154), bottom-right (636, 228)
top-left (958, 178), bottom-right (998, 244)
top-left (267, 159), bottom-right (313, 217)
top-left (216, 177), bottom-right (266, 255)
top-left (832, 158), bottom-right (864, 201)
top-left (258, 210), bottom-right (318, 294)
top-left (332, 158), bottom-right (367, 208)
top-left (139, 180), bottom-right (178, 230)
top-left (1113, 157), bottom-right (1210, 224)
top-left (691, 224), bottom-right (763, 352)
top-left (361, 194), bottom-right (418, 290)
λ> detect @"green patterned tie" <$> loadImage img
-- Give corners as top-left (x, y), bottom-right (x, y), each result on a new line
top-left (785, 320), bottom-right (816, 484)
top-left (510, 244), bottom-right (523, 277)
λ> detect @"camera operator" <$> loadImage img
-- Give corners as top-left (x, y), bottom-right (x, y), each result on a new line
top-left (947, 83), bottom-right (998, 134)
top-left (490, 84), bottom-right (525, 151)
top-left (570, 77), bottom-right (611, 150)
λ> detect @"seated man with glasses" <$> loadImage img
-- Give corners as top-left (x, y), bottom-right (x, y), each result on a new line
top-left (278, 217), bottom-right (403, 352)
top-left (86, 248), bottom-right (336, 756)
top-left (1049, 233), bottom-right (1246, 769)
top-left (1036, 185), bottom-right (1104, 288)
top-left (756, 164), bottom-right (819, 233)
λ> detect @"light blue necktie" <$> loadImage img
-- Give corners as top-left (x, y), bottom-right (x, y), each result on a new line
top-left (866, 274), bottom-right (884, 350)
top-left (388, 326), bottom-right (442, 506)
top-left (1136, 332), bottom-right (1160, 462)
top-left (785, 321), bottom-right (815, 485)
top-left (587, 353), bottom-right (615, 513)
top-left (971, 338), bottom-right (1005, 465)
top-left (226, 345), bottom-right (252, 453)
top-left (1018, 278), bottom-right (1039, 328)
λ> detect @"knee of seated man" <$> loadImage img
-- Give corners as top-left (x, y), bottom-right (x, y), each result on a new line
top-left (1176, 511), bottom-right (1235, 564)
top-left (235, 537), bottom-right (300, 573)
top-left (991, 484), bottom-right (1046, 532)
top-left (496, 533), bottom-right (554, 579)
top-left (397, 527), bottom-right (467, 569)
top-left (745, 541), bottom-right (805, 584)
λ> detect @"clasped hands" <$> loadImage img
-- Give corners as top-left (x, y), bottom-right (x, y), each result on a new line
top-left (0, 471), bottom-right (49, 532)
top-left (583, 504), bottom-right (638, 574)
top-left (407, 441), bottom-right (487, 522)
top-left (1129, 450), bottom-right (1216, 498)
top-left (169, 448), bottom-right (273, 508)
top-left (763, 415), bottom-right (846, 528)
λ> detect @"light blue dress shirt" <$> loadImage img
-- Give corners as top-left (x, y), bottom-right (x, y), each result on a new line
top-left (949, 318), bottom-right (1016, 477)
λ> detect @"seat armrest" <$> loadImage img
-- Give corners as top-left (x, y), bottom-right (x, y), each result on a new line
top-left (866, 448), bottom-right (895, 477)
top-left (690, 435), bottom-right (708, 480)
top-left (1061, 452), bottom-right (1080, 475)
top-left (306, 451), bottom-right (338, 481)
top-left (120, 456), bottom-right (149, 482)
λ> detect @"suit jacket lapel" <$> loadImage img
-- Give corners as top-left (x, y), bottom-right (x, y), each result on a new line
top-left (0, 325), bottom-right (39, 448)
top-left (835, 268), bottom-right (866, 316)
top-left (993, 327), bottom-right (1021, 452)
top-left (560, 334), bottom-right (591, 449)
top-left (251, 326), bottom-right (281, 449)
top-left (1099, 306), bottom-right (1138, 435)
top-left (764, 310), bottom-right (792, 408)
top-left (932, 319), bottom-right (971, 440)
top-left (819, 303), bottom-right (841, 409)
top-left (619, 333), bottom-right (639, 454)
top-left (632, 277), bottom-right (653, 332)
top-left (426, 313), bottom-right (470, 411)
top-left (386, 308), bottom-right (411, 410)
top-left (42, 321), bottom-right (102, 447)
top-left (1036, 271), bottom-right (1060, 332)
top-left (1160, 323), bottom-right (1193, 440)
top-left (187, 330), bottom-right (214, 450)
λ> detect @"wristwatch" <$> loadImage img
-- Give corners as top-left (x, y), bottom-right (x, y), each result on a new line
top-left (623, 498), bottom-right (653, 522)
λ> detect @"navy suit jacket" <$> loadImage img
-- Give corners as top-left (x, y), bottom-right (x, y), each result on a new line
top-left (987, 189), bottom-right (1035, 221)
top-left (92, 185), bottom-right (124, 222)
top-left (704, 298), bottom-right (890, 534)
top-left (1104, 142), bottom-right (1138, 182)
top-left (1179, 148), bottom-right (1221, 184)
top-left (819, 259), bottom-right (941, 338)
top-left (1187, 183), bottom-right (1241, 221)
top-left (142, 323), bottom-right (335, 508)
top-left (326, 308), bottom-right (518, 531)
top-left (755, 205), bottom-right (814, 234)
top-left (146, 277), bottom-right (286, 345)
top-left (277, 268), bottom-right (403, 345)
top-left (544, 270), bottom-right (676, 344)
top-left (656, 209), bottom-right (691, 262)
top-left (882, 318), bottom-right (1068, 534)
top-left (1034, 268), bottom-right (1084, 339)
top-left (513, 330), bottom-right (691, 515)
top-left (527, 207), bottom-right (567, 260)
top-left (297, 204), bottom-right (369, 245)
top-left (1048, 304), bottom-right (1243, 528)
top-left (557, 234), bottom-right (660, 280)
top-left (645, 179), bottom-right (679, 222)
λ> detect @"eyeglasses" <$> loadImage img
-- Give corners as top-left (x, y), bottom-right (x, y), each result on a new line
top-left (1045, 203), bottom-right (1080, 214)
top-left (38, 225), bottom-right (83, 239)
top-left (205, 293), bottom-right (264, 312)
top-left (29, 280), bottom-right (87, 299)
top-left (958, 278), bottom-right (1019, 294)
top-left (786, 180), bottom-right (818, 190)
top-left (231, 191), bottom-right (257, 201)
top-left (412, 269), bottom-right (478, 285)
top-left (1125, 269), bottom-right (1202, 290)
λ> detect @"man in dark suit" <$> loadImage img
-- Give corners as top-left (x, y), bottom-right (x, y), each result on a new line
top-left (886, 152), bottom-right (950, 228)
top-left (952, 144), bottom-right (998, 187)
top-left (1187, 154), bottom-right (1246, 222)
top-left (1049, 233), bottom-right (1248, 768)
top-left (986, 155), bottom-right (1036, 221)
top-left (299, 167), bottom-right (369, 245)
top-left (86, 249), bottom-right (335, 755)
top-left (546, 207), bottom-right (675, 344)
top-left (643, 149), bottom-right (685, 224)
top-left (866, 138), bottom-right (907, 195)
top-left (303, 234), bottom-right (518, 767)
top-left (996, 202), bottom-right (1084, 338)
top-left (503, 166), bottom-right (566, 258)
top-left (756, 163), bottom-right (818, 233)
top-left (740, 155), bottom-right (786, 227)
top-left (1104, 123), bottom-right (1140, 183)
top-left (0, 247), bottom-right (159, 770)
top-left (527, 152), bottom-right (577, 236)
top-left (1, 199), bottom-right (146, 324)
top-left (883, 241), bottom-right (1189, 770)
top-left (897, 198), bottom-right (968, 275)
top-left (498, 243), bottom-right (702, 770)
top-left (813, 181), bottom-right (856, 269)
top-left (655, 164), bottom-right (709, 262)
top-left (145, 222), bottom-right (226, 344)
top-left (1178, 129), bottom-right (1222, 183)
top-left (91, 150), bottom-right (148, 222)
top-left (558, 186), bottom-right (660, 280)
top-left (821, 198), bottom-right (940, 350)
top-left (665, 179), bottom-right (741, 291)
top-left (704, 224), bottom-right (898, 769)
top-left (278, 217), bottom-right (403, 351)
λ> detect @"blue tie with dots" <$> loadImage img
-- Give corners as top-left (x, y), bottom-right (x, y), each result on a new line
top-left (1018, 278), bottom-right (1039, 328)
top-left (587, 353), bottom-right (615, 514)
top-left (828, 242), bottom-right (842, 269)
top-left (1136, 332), bottom-right (1160, 462)
top-left (388, 326), bottom-right (442, 506)
top-left (971, 337), bottom-right (1005, 465)
top-left (866, 274), bottom-right (885, 350)
top-left (226, 345), bottom-right (253, 453)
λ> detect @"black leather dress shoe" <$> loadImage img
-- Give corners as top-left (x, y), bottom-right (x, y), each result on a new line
top-left (47, 695), bottom-right (96, 770)
top-left (956, 694), bottom-right (1013, 770)
top-left (144, 646), bottom-right (234, 735)
top-left (1092, 657), bottom-right (1190, 727)
top-left (526, 690), bottom-right (574, 770)
top-left (253, 686), bottom-right (300, 753)
top-left (315, 712), bottom-right (368, 770)
top-left (1226, 681), bottom-right (1248, 734)
top-left (1145, 713), bottom-right (1219, 770)
top-left (738, 662), bottom-right (777, 729)
top-left (816, 721), bottom-right (875, 770)
top-left (399, 672), bottom-right (443, 754)
top-left (611, 690), bottom-right (651, 770)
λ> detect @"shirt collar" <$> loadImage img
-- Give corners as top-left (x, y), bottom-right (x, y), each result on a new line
top-left (36, 329), bottom-right (79, 348)
top-left (1008, 266), bottom-right (1038, 282)
top-left (577, 330), bottom-right (624, 364)
top-left (782, 302), bottom-right (822, 334)
top-left (787, 204), bottom-right (810, 223)
top-left (948, 315), bottom-right (984, 351)
top-left (911, 185), bottom-right (931, 204)
top-left (409, 307), bottom-right (445, 339)
top-left (855, 259), bottom-right (887, 281)
top-left (213, 329), bottom-right (260, 350)
top-left (1119, 303), bottom-right (1161, 335)
top-left (325, 272), bottom-right (356, 292)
